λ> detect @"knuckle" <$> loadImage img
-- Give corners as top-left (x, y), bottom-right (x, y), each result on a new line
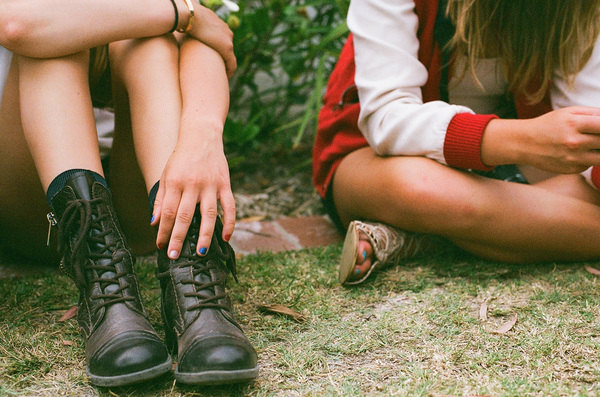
top-left (176, 211), bottom-right (194, 224)
top-left (203, 208), bottom-right (218, 219)
top-left (222, 201), bottom-right (236, 213)
top-left (563, 135), bottom-right (582, 151)
top-left (162, 208), bottom-right (177, 220)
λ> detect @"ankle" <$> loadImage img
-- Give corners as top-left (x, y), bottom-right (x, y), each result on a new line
top-left (46, 169), bottom-right (107, 206)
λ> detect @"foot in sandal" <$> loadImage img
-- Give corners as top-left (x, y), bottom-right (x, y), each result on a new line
top-left (338, 220), bottom-right (435, 285)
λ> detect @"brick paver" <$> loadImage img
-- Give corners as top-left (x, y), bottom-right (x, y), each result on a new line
top-left (0, 216), bottom-right (343, 279)
top-left (230, 215), bottom-right (342, 256)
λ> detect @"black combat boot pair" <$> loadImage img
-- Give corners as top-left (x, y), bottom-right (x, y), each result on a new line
top-left (49, 172), bottom-right (257, 386)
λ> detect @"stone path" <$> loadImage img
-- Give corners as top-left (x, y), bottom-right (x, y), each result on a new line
top-left (0, 216), bottom-right (343, 279)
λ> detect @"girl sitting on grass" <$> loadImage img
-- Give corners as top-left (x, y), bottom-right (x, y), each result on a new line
top-left (313, 0), bottom-right (600, 285)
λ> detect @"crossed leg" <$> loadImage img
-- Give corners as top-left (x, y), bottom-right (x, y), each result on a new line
top-left (333, 147), bottom-right (600, 281)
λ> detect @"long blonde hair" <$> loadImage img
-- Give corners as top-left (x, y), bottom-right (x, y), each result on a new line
top-left (446, 0), bottom-right (600, 103)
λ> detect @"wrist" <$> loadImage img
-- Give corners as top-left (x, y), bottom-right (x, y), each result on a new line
top-left (173, 0), bottom-right (194, 33)
top-left (480, 118), bottom-right (524, 166)
top-left (179, 116), bottom-right (225, 138)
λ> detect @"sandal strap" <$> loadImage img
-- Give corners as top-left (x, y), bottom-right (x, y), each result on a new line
top-left (345, 220), bottom-right (429, 285)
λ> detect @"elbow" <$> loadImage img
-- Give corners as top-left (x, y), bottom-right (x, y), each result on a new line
top-left (0, 6), bottom-right (33, 53)
top-left (361, 118), bottom-right (390, 156)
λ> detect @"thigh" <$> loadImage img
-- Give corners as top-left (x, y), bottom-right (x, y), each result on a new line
top-left (332, 147), bottom-right (493, 233)
top-left (0, 57), bottom-right (59, 262)
top-left (332, 147), bottom-right (600, 262)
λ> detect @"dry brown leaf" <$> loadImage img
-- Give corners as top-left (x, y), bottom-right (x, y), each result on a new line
top-left (258, 303), bottom-right (307, 323)
top-left (61, 340), bottom-right (74, 346)
top-left (479, 301), bottom-right (488, 321)
top-left (585, 266), bottom-right (600, 276)
top-left (59, 305), bottom-right (78, 322)
top-left (493, 314), bottom-right (517, 334)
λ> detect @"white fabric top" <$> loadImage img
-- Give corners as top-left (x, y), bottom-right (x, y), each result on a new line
top-left (0, 46), bottom-right (114, 158)
top-left (348, 0), bottom-right (600, 165)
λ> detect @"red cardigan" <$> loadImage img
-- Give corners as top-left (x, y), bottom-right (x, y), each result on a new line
top-left (312, 0), bottom-right (553, 199)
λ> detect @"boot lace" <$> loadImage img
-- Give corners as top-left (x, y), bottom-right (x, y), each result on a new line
top-left (159, 225), bottom-right (238, 312)
top-left (57, 198), bottom-right (134, 310)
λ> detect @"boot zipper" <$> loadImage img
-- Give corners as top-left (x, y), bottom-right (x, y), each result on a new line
top-left (46, 212), bottom-right (57, 246)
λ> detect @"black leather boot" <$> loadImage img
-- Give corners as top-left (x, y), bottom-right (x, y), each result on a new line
top-left (49, 172), bottom-right (171, 386)
top-left (157, 211), bottom-right (258, 385)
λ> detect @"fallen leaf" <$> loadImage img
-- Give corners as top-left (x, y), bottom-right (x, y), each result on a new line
top-left (493, 314), bottom-right (517, 334)
top-left (585, 266), bottom-right (600, 276)
top-left (258, 303), bottom-right (307, 323)
top-left (59, 305), bottom-right (78, 322)
top-left (479, 301), bottom-right (488, 321)
top-left (61, 340), bottom-right (74, 346)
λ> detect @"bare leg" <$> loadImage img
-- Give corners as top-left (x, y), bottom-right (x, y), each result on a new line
top-left (109, 36), bottom-right (181, 190)
top-left (333, 147), bottom-right (600, 263)
top-left (106, 36), bottom-right (182, 253)
top-left (17, 51), bottom-right (103, 189)
top-left (0, 58), bottom-right (59, 262)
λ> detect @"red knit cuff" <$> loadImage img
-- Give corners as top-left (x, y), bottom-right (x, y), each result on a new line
top-left (592, 166), bottom-right (600, 190)
top-left (443, 113), bottom-right (498, 171)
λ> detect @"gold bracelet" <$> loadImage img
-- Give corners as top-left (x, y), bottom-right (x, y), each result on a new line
top-left (177, 0), bottom-right (195, 33)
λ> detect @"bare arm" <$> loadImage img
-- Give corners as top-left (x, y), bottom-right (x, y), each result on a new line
top-left (0, 0), bottom-right (236, 76)
top-left (152, 36), bottom-right (235, 258)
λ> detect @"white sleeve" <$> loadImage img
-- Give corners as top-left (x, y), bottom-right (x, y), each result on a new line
top-left (348, 0), bottom-right (473, 164)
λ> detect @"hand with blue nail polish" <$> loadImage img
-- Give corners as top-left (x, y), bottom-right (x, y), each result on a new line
top-left (149, 40), bottom-right (236, 260)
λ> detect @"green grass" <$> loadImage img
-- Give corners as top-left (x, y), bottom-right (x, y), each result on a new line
top-left (2, 245), bottom-right (600, 396)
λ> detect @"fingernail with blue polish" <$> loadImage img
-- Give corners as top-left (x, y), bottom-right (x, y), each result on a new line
top-left (150, 215), bottom-right (155, 223)
top-left (355, 268), bottom-right (361, 275)
top-left (362, 250), bottom-right (367, 261)
top-left (199, 247), bottom-right (207, 255)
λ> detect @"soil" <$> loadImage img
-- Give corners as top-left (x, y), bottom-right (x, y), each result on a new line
top-left (228, 142), bottom-right (326, 221)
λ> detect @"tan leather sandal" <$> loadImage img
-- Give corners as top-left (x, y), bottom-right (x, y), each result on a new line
top-left (339, 220), bottom-right (432, 285)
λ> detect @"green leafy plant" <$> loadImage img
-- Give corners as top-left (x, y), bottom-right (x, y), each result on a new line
top-left (207, 0), bottom-right (349, 162)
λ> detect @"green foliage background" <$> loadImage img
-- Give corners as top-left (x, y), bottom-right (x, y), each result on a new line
top-left (218, 0), bottom-right (350, 163)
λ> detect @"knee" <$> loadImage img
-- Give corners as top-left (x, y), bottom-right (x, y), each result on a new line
top-left (0, 4), bottom-right (29, 52)
top-left (109, 35), bottom-right (179, 80)
top-left (385, 159), bottom-right (489, 232)
top-left (109, 35), bottom-right (179, 62)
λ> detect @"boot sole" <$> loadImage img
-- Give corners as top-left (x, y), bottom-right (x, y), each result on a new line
top-left (87, 357), bottom-right (173, 387)
top-left (175, 366), bottom-right (259, 385)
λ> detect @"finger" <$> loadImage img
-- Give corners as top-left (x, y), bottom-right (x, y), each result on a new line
top-left (166, 193), bottom-right (199, 260)
top-left (155, 189), bottom-right (182, 251)
top-left (197, 190), bottom-right (218, 256)
top-left (578, 133), bottom-right (600, 151)
top-left (150, 183), bottom-right (165, 227)
top-left (577, 113), bottom-right (600, 135)
top-left (567, 106), bottom-right (600, 117)
top-left (224, 50), bottom-right (237, 79)
top-left (219, 187), bottom-right (236, 242)
top-left (579, 150), bottom-right (600, 167)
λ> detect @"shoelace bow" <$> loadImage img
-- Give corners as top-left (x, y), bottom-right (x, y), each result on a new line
top-left (58, 198), bottom-right (133, 310)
